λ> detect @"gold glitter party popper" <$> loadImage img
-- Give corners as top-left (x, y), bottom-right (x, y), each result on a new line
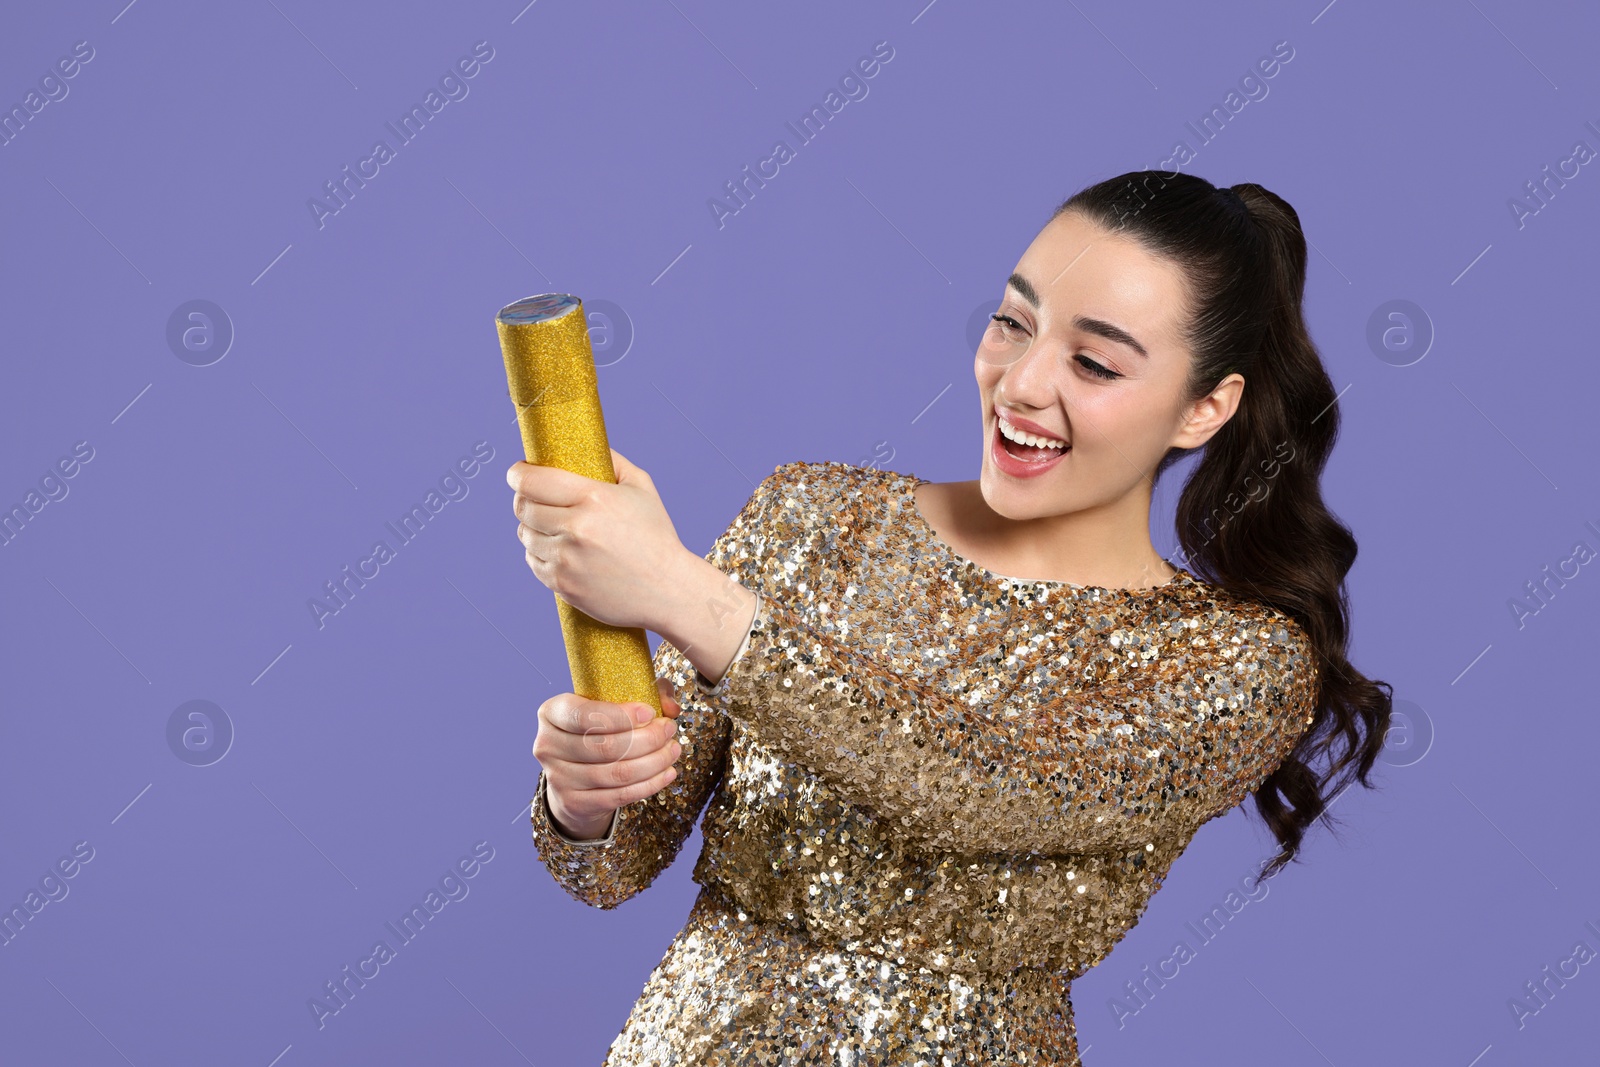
top-left (495, 293), bottom-right (662, 718)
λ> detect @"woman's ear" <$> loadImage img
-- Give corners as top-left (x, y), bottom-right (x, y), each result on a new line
top-left (1173, 373), bottom-right (1245, 451)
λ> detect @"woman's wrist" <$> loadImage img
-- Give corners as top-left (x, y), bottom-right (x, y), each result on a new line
top-left (544, 783), bottom-right (617, 842)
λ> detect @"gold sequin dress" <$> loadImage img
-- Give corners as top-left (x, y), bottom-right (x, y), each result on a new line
top-left (530, 460), bottom-right (1320, 1066)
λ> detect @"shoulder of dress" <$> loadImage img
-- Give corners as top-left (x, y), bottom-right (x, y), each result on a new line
top-left (765, 458), bottom-right (886, 486)
top-left (759, 459), bottom-right (897, 519)
top-left (1198, 591), bottom-right (1320, 698)
top-left (1164, 578), bottom-right (1313, 660)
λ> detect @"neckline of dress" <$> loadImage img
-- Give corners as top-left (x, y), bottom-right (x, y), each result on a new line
top-left (897, 471), bottom-right (1193, 596)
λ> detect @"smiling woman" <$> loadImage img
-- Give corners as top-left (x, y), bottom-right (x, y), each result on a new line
top-left (518, 169), bottom-right (1393, 1066)
top-left (962, 209), bottom-right (1244, 590)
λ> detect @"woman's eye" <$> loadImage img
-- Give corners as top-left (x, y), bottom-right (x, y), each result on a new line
top-left (1075, 355), bottom-right (1120, 380)
top-left (989, 313), bottom-right (1028, 341)
top-left (987, 314), bottom-right (1120, 380)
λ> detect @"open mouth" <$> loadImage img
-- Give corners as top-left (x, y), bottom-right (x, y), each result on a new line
top-left (995, 416), bottom-right (1070, 463)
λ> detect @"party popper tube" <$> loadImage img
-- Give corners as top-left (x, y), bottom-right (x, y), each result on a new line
top-left (495, 293), bottom-right (662, 718)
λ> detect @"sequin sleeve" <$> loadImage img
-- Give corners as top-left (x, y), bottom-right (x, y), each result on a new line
top-left (688, 469), bottom-right (1321, 855)
top-left (696, 592), bottom-right (1317, 853)
top-left (527, 471), bottom-right (779, 908)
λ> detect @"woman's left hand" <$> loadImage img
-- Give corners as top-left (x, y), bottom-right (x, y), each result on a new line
top-left (507, 449), bottom-right (689, 632)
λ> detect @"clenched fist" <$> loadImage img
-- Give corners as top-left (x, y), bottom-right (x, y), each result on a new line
top-left (507, 449), bottom-right (691, 633)
top-left (534, 675), bottom-right (685, 841)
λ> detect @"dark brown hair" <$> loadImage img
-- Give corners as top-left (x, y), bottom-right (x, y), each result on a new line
top-left (1055, 170), bottom-right (1393, 883)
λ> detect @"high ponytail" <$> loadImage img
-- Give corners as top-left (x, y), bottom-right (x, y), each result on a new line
top-left (1055, 171), bottom-right (1393, 883)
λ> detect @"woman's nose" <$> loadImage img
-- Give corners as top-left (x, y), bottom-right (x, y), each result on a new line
top-left (998, 337), bottom-right (1064, 408)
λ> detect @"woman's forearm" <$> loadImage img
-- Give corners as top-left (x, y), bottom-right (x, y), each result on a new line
top-left (655, 551), bottom-right (760, 689)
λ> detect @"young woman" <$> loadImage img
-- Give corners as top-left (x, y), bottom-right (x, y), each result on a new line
top-left (507, 170), bottom-right (1392, 1065)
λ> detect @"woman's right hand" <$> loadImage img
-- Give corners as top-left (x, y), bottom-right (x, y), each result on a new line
top-left (534, 675), bottom-right (684, 841)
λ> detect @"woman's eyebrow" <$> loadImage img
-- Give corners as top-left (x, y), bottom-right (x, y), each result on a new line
top-left (1006, 271), bottom-right (1150, 360)
top-left (1007, 271), bottom-right (1042, 308)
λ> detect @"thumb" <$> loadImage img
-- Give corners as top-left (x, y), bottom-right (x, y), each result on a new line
top-left (610, 447), bottom-right (650, 487)
top-left (655, 674), bottom-right (682, 717)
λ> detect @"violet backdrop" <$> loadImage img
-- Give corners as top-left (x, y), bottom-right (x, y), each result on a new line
top-left (1, 1), bottom-right (1596, 1064)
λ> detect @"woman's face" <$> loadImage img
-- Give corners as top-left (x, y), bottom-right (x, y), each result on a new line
top-left (974, 210), bottom-right (1234, 520)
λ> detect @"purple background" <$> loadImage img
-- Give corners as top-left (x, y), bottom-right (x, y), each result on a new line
top-left (2, 1), bottom-right (1596, 1064)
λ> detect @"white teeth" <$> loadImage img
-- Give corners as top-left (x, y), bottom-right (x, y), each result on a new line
top-left (998, 414), bottom-right (1068, 450)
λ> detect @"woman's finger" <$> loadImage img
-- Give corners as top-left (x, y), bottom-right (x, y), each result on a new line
top-left (512, 494), bottom-right (568, 537)
top-left (505, 459), bottom-right (598, 506)
top-left (656, 675), bottom-right (683, 718)
top-left (516, 520), bottom-right (556, 564)
top-left (539, 692), bottom-right (636, 738)
top-left (559, 764), bottom-right (680, 817)
top-left (547, 736), bottom-right (682, 796)
top-left (537, 694), bottom-right (676, 764)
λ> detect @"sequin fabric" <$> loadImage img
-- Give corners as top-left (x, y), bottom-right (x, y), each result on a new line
top-left (530, 460), bottom-right (1320, 1065)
